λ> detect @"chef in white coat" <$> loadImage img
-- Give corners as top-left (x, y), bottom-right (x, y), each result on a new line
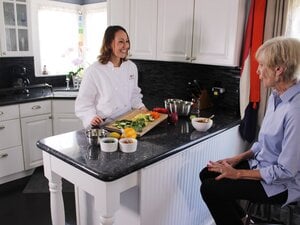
top-left (75, 25), bottom-right (146, 128)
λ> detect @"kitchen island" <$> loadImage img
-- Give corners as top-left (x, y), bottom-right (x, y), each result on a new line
top-left (37, 111), bottom-right (247, 225)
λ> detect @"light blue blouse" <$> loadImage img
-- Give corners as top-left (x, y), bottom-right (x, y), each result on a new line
top-left (249, 81), bottom-right (300, 205)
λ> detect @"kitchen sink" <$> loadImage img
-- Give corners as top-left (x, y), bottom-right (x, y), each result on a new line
top-left (53, 88), bottom-right (78, 97)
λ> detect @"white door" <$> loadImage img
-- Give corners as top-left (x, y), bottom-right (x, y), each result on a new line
top-left (53, 114), bottom-right (82, 135)
top-left (21, 114), bottom-right (52, 170)
top-left (107, 0), bottom-right (130, 32)
top-left (192, 0), bottom-right (246, 66)
top-left (0, 0), bottom-right (32, 57)
top-left (156, 0), bottom-right (194, 62)
top-left (129, 0), bottom-right (157, 60)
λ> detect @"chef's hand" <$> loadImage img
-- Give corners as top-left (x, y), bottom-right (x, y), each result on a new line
top-left (90, 115), bottom-right (105, 126)
top-left (207, 160), bottom-right (239, 180)
top-left (138, 106), bottom-right (148, 112)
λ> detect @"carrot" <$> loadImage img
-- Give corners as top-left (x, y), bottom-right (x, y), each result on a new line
top-left (150, 111), bottom-right (160, 119)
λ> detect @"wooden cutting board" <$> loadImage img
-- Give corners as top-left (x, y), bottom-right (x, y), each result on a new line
top-left (105, 110), bottom-right (168, 137)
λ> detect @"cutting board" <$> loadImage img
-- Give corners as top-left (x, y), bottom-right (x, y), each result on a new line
top-left (105, 110), bottom-right (168, 137)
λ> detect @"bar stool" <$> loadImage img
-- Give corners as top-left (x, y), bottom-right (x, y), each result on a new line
top-left (244, 201), bottom-right (296, 225)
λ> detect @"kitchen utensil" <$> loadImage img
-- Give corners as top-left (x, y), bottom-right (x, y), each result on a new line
top-left (86, 128), bottom-right (108, 145)
top-left (105, 110), bottom-right (168, 137)
top-left (164, 99), bottom-right (192, 116)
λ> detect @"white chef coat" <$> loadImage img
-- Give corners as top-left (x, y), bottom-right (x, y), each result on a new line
top-left (75, 60), bottom-right (145, 128)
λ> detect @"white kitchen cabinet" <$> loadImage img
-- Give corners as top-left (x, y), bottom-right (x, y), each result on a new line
top-left (108, 0), bottom-right (246, 66)
top-left (108, 0), bottom-right (157, 60)
top-left (0, 105), bottom-right (24, 178)
top-left (107, 0), bottom-right (130, 31)
top-left (156, 0), bottom-right (194, 62)
top-left (0, 0), bottom-right (32, 57)
top-left (157, 0), bottom-right (246, 66)
top-left (52, 99), bottom-right (83, 135)
top-left (20, 100), bottom-right (52, 170)
top-left (129, 0), bottom-right (157, 60)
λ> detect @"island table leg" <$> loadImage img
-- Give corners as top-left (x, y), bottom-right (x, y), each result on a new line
top-left (100, 215), bottom-right (115, 225)
top-left (49, 172), bottom-right (65, 225)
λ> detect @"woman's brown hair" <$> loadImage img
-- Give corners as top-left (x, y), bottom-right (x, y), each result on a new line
top-left (98, 25), bottom-right (130, 64)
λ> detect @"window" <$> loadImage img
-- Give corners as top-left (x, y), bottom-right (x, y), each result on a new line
top-left (286, 0), bottom-right (300, 38)
top-left (31, 0), bottom-right (107, 76)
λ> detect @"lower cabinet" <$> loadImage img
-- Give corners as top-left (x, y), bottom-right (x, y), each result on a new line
top-left (52, 100), bottom-right (83, 135)
top-left (0, 104), bottom-right (24, 178)
top-left (20, 100), bottom-right (52, 170)
top-left (0, 99), bottom-right (83, 183)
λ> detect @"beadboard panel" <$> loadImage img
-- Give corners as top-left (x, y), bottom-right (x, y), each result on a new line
top-left (140, 126), bottom-right (247, 225)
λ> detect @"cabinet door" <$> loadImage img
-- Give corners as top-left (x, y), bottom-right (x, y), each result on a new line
top-left (53, 114), bottom-right (82, 135)
top-left (156, 0), bottom-right (194, 62)
top-left (129, 0), bottom-right (157, 60)
top-left (21, 114), bottom-right (52, 170)
top-left (52, 100), bottom-right (83, 135)
top-left (0, 0), bottom-right (32, 57)
top-left (0, 119), bottom-right (22, 149)
top-left (107, 0), bottom-right (130, 32)
top-left (192, 0), bottom-right (246, 66)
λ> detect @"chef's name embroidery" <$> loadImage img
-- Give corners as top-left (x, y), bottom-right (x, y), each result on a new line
top-left (129, 74), bottom-right (135, 80)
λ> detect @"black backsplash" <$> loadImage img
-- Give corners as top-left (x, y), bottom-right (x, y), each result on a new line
top-left (0, 57), bottom-right (240, 114)
top-left (133, 59), bottom-right (240, 115)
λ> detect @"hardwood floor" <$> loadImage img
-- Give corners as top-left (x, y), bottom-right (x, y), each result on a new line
top-left (0, 169), bottom-right (76, 225)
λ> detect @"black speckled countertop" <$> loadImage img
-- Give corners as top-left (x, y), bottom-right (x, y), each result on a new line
top-left (37, 110), bottom-right (240, 182)
top-left (0, 85), bottom-right (77, 106)
top-left (0, 85), bottom-right (241, 182)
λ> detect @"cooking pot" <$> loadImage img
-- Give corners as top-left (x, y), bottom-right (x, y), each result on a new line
top-left (164, 99), bottom-right (192, 116)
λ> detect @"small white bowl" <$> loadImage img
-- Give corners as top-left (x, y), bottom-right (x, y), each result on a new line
top-left (100, 137), bottom-right (118, 152)
top-left (119, 138), bottom-right (138, 153)
top-left (191, 117), bottom-right (213, 132)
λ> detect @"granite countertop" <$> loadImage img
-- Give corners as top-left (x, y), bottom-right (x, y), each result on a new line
top-left (37, 110), bottom-right (240, 182)
top-left (0, 85), bottom-right (78, 106)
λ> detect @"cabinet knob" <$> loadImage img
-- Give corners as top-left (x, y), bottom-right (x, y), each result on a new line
top-left (191, 56), bottom-right (196, 61)
top-left (2, 52), bottom-right (6, 55)
top-left (0, 153), bottom-right (8, 159)
top-left (185, 55), bottom-right (190, 60)
top-left (32, 105), bottom-right (41, 110)
top-left (0, 125), bottom-right (5, 130)
top-left (0, 111), bottom-right (3, 115)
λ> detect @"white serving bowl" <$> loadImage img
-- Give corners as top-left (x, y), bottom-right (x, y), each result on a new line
top-left (100, 137), bottom-right (118, 152)
top-left (191, 117), bottom-right (213, 132)
top-left (119, 138), bottom-right (138, 153)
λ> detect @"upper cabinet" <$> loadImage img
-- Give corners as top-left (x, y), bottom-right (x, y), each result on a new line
top-left (157, 0), bottom-right (246, 66)
top-left (157, 0), bottom-right (194, 62)
top-left (108, 0), bottom-right (157, 60)
top-left (0, 0), bottom-right (32, 57)
top-left (108, 0), bottom-right (246, 67)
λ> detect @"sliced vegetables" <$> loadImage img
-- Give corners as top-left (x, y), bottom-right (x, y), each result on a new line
top-left (112, 112), bottom-right (159, 132)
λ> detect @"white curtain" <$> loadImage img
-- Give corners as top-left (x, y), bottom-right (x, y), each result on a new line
top-left (257, 0), bottom-right (289, 126)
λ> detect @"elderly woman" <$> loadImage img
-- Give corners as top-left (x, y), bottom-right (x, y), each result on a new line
top-left (200, 37), bottom-right (300, 225)
top-left (75, 25), bottom-right (146, 128)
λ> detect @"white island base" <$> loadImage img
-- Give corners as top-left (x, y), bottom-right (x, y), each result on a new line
top-left (43, 126), bottom-right (247, 225)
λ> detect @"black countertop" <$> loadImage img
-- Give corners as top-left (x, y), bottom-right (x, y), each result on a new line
top-left (37, 110), bottom-right (240, 182)
top-left (0, 85), bottom-right (241, 182)
top-left (0, 85), bottom-right (77, 106)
